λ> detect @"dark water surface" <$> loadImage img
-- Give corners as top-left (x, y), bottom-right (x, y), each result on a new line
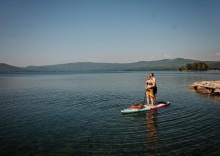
top-left (0, 71), bottom-right (220, 155)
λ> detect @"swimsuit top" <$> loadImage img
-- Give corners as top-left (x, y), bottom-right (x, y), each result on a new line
top-left (146, 80), bottom-right (153, 86)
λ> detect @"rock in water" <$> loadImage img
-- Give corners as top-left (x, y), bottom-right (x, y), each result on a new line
top-left (189, 81), bottom-right (220, 95)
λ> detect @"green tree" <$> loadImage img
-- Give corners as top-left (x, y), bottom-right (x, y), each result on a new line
top-left (179, 62), bottom-right (208, 71)
top-left (186, 63), bottom-right (193, 70)
top-left (201, 63), bottom-right (208, 71)
top-left (179, 65), bottom-right (186, 71)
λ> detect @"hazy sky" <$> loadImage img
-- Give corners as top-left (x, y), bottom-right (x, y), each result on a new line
top-left (0, 0), bottom-right (220, 67)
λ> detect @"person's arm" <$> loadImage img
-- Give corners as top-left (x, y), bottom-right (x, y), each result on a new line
top-left (145, 81), bottom-right (148, 90)
top-left (148, 78), bottom-right (156, 89)
top-left (146, 80), bottom-right (151, 89)
top-left (151, 77), bottom-right (156, 87)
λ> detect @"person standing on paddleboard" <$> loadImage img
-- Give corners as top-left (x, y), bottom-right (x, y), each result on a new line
top-left (145, 74), bottom-right (154, 105)
top-left (149, 73), bottom-right (157, 104)
top-left (146, 73), bottom-right (157, 105)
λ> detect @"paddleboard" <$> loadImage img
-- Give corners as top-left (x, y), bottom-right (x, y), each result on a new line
top-left (121, 101), bottom-right (170, 114)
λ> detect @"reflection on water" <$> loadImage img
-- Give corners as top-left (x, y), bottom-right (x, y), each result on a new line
top-left (146, 111), bottom-right (158, 155)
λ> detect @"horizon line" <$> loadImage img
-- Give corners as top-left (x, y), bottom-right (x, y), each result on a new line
top-left (1, 58), bottom-right (219, 68)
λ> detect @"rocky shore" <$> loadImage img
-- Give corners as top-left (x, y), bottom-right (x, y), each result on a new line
top-left (189, 81), bottom-right (220, 95)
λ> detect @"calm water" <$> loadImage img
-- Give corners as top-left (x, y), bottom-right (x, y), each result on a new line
top-left (0, 71), bottom-right (220, 155)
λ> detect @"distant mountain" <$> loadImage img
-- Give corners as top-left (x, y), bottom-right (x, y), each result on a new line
top-left (25, 58), bottom-right (194, 72)
top-left (25, 58), bottom-right (219, 72)
top-left (0, 58), bottom-right (219, 73)
top-left (0, 63), bottom-right (27, 73)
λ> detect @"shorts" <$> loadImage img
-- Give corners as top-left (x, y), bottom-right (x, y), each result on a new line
top-left (153, 86), bottom-right (157, 95)
top-left (146, 89), bottom-right (154, 97)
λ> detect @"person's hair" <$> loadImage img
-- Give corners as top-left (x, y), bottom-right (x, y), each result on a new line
top-left (150, 73), bottom-right (154, 77)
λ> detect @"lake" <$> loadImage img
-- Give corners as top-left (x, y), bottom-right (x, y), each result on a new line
top-left (0, 71), bottom-right (220, 155)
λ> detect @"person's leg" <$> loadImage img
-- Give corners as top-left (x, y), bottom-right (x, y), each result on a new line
top-left (153, 87), bottom-right (157, 104)
top-left (150, 89), bottom-right (155, 105)
top-left (150, 96), bottom-right (154, 106)
top-left (154, 94), bottom-right (157, 104)
top-left (146, 91), bottom-right (149, 105)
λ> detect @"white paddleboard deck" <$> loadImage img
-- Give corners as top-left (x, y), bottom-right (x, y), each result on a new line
top-left (121, 101), bottom-right (170, 114)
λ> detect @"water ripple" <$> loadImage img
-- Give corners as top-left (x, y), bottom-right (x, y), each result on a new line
top-left (0, 72), bottom-right (220, 155)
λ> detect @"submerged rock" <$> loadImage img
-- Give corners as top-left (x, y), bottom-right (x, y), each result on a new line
top-left (189, 81), bottom-right (220, 95)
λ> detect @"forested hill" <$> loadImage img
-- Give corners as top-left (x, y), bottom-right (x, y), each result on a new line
top-left (0, 63), bottom-right (28, 73)
top-left (24, 58), bottom-right (205, 71)
top-left (0, 58), bottom-right (219, 73)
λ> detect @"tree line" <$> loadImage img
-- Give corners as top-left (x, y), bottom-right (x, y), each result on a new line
top-left (179, 62), bottom-right (209, 71)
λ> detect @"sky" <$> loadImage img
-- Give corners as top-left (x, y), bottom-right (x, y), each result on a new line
top-left (0, 0), bottom-right (220, 67)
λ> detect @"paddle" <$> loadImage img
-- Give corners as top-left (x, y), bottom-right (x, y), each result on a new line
top-left (142, 90), bottom-right (146, 105)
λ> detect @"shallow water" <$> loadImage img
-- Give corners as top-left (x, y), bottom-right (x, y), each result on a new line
top-left (0, 71), bottom-right (220, 155)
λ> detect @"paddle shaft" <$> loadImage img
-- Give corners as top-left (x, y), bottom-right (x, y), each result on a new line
top-left (142, 90), bottom-right (146, 105)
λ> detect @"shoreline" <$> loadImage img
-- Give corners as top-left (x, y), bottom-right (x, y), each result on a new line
top-left (189, 81), bottom-right (220, 95)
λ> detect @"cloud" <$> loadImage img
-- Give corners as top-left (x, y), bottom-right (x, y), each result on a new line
top-left (215, 52), bottom-right (220, 56)
top-left (164, 54), bottom-right (172, 58)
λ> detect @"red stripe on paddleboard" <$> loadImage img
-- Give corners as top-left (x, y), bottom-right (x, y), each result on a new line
top-left (150, 104), bottom-right (169, 110)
